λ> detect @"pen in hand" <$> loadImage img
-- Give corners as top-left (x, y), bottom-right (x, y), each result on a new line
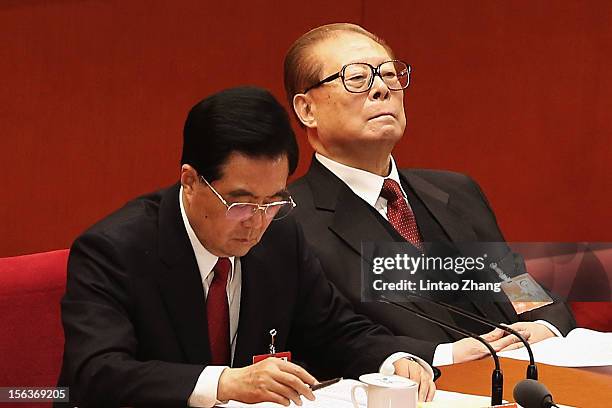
top-left (309, 377), bottom-right (342, 391)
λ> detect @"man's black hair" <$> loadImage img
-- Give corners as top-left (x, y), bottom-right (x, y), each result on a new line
top-left (181, 86), bottom-right (299, 181)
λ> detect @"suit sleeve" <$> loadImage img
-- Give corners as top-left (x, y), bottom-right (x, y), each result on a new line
top-left (60, 232), bottom-right (204, 407)
top-left (287, 223), bottom-right (432, 378)
top-left (465, 175), bottom-right (577, 335)
top-left (518, 295), bottom-right (576, 335)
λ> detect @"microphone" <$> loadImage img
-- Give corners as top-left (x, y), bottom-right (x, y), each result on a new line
top-left (513, 379), bottom-right (559, 408)
top-left (404, 291), bottom-right (538, 380)
top-left (380, 296), bottom-right (504, 406)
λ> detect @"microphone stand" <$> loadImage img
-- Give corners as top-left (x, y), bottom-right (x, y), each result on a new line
top-left (380, 296), bottom-right (504, 406)
top-left (404, 291), bottom-right (538, 380)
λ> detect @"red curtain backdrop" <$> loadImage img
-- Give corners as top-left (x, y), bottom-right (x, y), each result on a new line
top-left (1, 1), bottom-right (611, 257)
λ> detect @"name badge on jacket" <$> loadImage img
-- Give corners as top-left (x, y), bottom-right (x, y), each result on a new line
top-left (252, 328), bottom-right (292, 363)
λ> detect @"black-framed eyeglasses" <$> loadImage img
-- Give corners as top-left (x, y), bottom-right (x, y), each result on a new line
top-left (303, 60), bottom-right (411, 94)
top-left (200, 176), bottom-right (296, 221)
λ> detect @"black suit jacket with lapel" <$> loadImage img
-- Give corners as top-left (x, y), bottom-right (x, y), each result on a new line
top-left (289, 158), bottom-right (576, 363)
top-left (57, 183), bottom-right (416, 408)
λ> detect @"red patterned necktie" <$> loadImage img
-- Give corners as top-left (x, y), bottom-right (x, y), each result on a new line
top-left (206, 257), bottom-right (231, 365)
top-left (380, 179), bottom-right (424, 251)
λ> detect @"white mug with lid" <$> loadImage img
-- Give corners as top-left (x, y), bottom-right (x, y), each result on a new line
top-left (351, 373), bottom-right (418, 408)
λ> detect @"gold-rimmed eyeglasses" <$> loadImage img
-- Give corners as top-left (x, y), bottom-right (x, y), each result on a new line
top-left (200, 176), bottom-right (296, 221)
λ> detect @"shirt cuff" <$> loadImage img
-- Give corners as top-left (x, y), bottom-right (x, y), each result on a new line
top-left (534, 320), bottom-right (563, 337)
top-left (188, 366), bottom-right (228, 407)
top-left (380, 352), bottom-right (434, 378)
top-left (432, 342), bottom-right (454, 366)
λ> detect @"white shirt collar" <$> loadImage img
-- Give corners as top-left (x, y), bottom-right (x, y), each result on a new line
top-left (314, 153), bottom-right (407, 206)
top-left (179, 185), bottom-right (235, 282)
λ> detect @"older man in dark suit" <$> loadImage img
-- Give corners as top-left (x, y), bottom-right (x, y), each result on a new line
top-left (285, 23), bottom-right (576, 367)
top-left (57, 87), bottom-right (436, 407)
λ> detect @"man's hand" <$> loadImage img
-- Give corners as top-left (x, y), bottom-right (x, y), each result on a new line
top-left (217, 357), bottom-right (316, 406)
top-left (393, 358), bottom-right (435, 402)
top-left (498, 322), bottom-right (556, 351)
top-left (452, 327), bottom-right (532, 364)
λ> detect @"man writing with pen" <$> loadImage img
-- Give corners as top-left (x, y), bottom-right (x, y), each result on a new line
top-left (56, 86), bottom-right (435, 407)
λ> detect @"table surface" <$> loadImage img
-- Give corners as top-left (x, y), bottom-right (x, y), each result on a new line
top-left (436, 357), bottom-right (612, 407)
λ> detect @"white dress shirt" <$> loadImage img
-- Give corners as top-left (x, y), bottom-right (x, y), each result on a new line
top-left (179, 184), bottom-right (434, 406)
top-left (179, 187), bottom-right (241, 407)
top-left (315, 153), bottom-right (562, 366)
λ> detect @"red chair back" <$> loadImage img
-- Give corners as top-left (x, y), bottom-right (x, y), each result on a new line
top-left (0, 249), bottom-right (68, 406)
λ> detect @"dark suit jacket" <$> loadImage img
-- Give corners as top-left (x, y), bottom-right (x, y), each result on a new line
top-left (57, 183), bottom-right (418, 407)
top-left (289, 158), bottom-right (576, 363)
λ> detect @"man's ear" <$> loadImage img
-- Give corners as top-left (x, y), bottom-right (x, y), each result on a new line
top-left (180, 164), bottom-right (199, 195)
top-left (293, 93), bottom-right (317, 129)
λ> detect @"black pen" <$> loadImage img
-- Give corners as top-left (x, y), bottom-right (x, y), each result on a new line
top-left (309, 377), bottom-right (342, 391)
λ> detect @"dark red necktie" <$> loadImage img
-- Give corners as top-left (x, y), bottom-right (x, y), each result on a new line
top-left (206, 257), bottom-right (231, 365)
top-left (380, 179), bottom-right (424, 251)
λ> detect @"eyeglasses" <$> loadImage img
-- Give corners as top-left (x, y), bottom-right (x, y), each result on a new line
top-left (303, 60), bottom-right (411, 94)
top-left (200, 176), bottom-right (296, 221)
